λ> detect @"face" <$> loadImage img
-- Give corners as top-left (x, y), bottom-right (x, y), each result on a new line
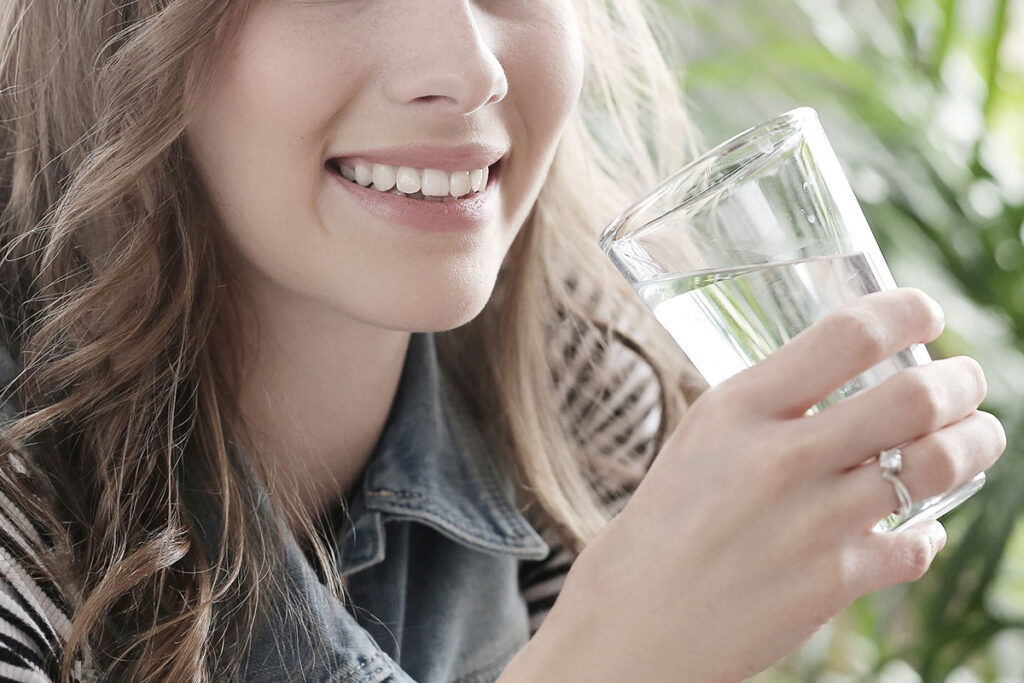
top-left (185, 0), bottom-right (585, 333)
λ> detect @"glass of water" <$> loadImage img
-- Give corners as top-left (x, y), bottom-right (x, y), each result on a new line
top-left (599, 107), bottom-right (984, 532)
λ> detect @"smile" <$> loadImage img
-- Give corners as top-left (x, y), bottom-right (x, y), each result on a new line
top-left (326, 159), bottom-right (494, 203)
top-left (325, 157), bottom-right (502, 233)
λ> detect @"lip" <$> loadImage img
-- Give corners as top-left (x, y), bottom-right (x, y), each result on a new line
top-left (326, 158), bottom-right (502, 233)
top-left (328, 142), bottom-right (508, 172)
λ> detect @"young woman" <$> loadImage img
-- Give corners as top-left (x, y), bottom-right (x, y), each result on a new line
top-left (0, 0), bottom-right (1004, 681)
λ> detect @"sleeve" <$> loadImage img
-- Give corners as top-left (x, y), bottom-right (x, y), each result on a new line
top-left (0, 488), bottom-right (81, 683)
top-left (519, 319), bottom-right (665, 635)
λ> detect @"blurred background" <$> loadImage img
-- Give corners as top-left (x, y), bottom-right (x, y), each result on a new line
top-left (654, 0), bottom-right (1024, 680)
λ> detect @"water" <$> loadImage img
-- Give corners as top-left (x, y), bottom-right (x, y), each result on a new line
top-left (636, 252), bottom-right (930, 414)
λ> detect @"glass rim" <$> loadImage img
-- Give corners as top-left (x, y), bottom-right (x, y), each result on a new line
top-left (598, 106), bottom-right (822, 253)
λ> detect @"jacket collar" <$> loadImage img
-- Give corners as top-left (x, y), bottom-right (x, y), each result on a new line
top-left (336, 332), bottom-right (549, 575)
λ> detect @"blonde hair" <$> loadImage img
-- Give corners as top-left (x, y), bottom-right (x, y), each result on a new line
top-left (0, 0), bottom-right (697, 679)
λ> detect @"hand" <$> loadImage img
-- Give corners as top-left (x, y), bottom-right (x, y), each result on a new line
top-left (505, 288), bottom-right (1006, 683)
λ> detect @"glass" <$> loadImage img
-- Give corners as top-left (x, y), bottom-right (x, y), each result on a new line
top-left (599, 107), bottom-right (984, 532)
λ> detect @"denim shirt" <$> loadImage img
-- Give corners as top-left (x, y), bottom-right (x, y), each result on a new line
top-left (235, 332), bottom-right (551, 682)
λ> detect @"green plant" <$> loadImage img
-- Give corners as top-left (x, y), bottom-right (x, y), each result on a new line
top-left (657, 0), bottom-right (1024, 678)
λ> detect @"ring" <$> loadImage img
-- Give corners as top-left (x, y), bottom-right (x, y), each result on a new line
top-left (879, 447), bottom-right (913, 518)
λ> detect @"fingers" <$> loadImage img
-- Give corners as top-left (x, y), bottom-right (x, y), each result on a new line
top-left (805, 355), bottom-right (988, 469)
top-left (728, 288), bottom-right (945, 417)
top-left (860, 521), bottom-right (947, 592)
top-left (837, 410), bottom-right (1005, 525)
top-left (806, 522), bottom-right (947, 605)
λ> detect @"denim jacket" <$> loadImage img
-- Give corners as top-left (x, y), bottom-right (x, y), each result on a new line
top-left (0, 324), bottom-right (662, 681)
top-left (233, 332), bottom-right (551, 682)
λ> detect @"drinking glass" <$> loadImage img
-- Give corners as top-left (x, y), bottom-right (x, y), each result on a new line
top-left (599, 107), bottom-right (984, 532)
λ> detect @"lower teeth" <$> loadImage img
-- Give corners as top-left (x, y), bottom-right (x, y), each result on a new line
top-left (379, 186), bottom-right (465, 201)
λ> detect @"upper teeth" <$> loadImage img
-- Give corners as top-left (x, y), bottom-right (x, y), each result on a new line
top-left (339, 161), bottom-right (489, 198)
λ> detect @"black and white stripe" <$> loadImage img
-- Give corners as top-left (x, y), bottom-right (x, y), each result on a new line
top-left (521, 316), bottom-right (665, 634)
top-left (0, 488), bottom-right (88, 682)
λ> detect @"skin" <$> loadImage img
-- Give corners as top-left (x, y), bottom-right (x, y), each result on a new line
top-left (185, 0), bottom-right (585, 514)
top-left (185, 1), bottom-right (1006, 678)
top-left (502, 289), bottom-right (1005, 681)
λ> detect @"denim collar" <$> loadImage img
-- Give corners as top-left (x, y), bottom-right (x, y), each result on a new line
top-left (336, 332), bottom-right (549, 575)
top-left (0, 336), bottom-right (549, 681)
top-left (199, 332), bottom-right (549, 680)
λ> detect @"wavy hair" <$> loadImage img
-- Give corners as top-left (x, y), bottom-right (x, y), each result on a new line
top-left (0, 0), bottom-right (698, 679)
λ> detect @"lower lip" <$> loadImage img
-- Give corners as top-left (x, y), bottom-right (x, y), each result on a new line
top-left (327, 163), bottom-right (501, 233)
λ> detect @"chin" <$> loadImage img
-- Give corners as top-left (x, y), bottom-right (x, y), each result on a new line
top-left (353, 279), bottom-right (497, 334)
top-left (406, 291), bottom-right (493, 333)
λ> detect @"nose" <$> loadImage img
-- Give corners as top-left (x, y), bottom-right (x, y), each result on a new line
top-left (381, 2), bottom-right (508, 116)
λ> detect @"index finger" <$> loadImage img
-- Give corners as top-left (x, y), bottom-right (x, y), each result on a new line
top-left (727, 288), bottom-right (945, 418)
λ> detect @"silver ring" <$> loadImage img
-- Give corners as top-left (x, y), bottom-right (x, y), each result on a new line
top-left (879, 447), bottom-right (913, 518)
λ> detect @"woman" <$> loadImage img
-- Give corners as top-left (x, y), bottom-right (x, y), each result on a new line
top-left (0, 0), bottom-right (1004, 681)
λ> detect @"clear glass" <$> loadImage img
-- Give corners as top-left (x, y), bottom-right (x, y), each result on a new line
top-left (599, 107), bottom-right (984, 532)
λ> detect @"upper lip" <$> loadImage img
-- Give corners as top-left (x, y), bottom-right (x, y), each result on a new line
top-left (329, 142), bottom-right (508, 172)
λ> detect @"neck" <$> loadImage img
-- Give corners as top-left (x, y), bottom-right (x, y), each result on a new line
top-left (233, 279), bottom-right (410, 521)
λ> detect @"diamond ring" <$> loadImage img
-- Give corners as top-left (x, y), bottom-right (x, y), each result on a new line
top-left (879, 447), bottom-right (913, 518)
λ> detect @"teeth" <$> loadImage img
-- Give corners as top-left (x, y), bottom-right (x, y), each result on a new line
top-left (449, 171), bottom-right (471, 198)
top-left (371, 163), bottom-right (396, 192)
top-left (395, 166), bottom-right (421, 194)
top-left (354, 163), bottom-right (373, 186)
top-left (422, 168), bottom-right (450, 197)
top-left (337, 160), bottom-right (493, 199)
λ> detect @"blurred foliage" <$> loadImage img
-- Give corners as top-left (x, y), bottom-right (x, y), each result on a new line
top-left (654, 0), bottom-right (1024, 680)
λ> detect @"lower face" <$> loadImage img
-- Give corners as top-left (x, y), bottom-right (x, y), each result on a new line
top-left (184, 0), bottom-right (585, 333)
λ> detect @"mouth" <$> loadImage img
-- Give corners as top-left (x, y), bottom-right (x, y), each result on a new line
top-left (324, 157), bottom-right (502, 203)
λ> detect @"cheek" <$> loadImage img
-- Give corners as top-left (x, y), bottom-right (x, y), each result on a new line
top-left (548, 12), bottom-right (586, 112)
top-left (511, 12), bottom-right (584, 127)
top-left (185, 10), bottom-right (371, 201)
top-left (185, 27), bottom-right (353, 257)
top-left (494, 5), bottom-right (583, 232)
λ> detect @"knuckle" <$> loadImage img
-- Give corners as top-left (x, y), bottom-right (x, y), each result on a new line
top-left (785, 425), bottom-right (821, 463)
top-left (899, 368), bottom-right (944, 428)
top-left (822, 545), bottom-right (861, 600)
top-left (899, 534), bottom-right (935, 582)
top-left (831, 306), bottom-right (887, 363)
top-left (927, 435), bottom-right (961, 493)
top-left (690, 381), bottom-right (730, 418)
